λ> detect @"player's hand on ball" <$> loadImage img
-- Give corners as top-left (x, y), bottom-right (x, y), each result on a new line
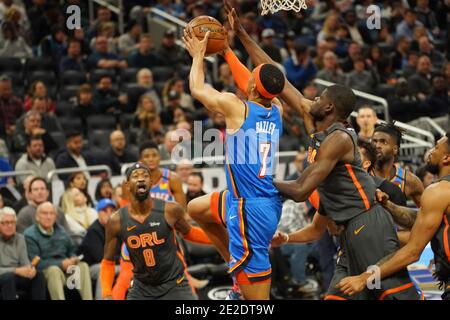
top-left (336, 274), bottom-right (370, 296)
top-left (183, 26), bottom-right (210, 58)
top-left (271, 231), bottom-right (288, 248)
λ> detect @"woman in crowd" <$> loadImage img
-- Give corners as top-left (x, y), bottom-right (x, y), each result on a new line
top-left (94, 178), bottom-right (114, 202)
top-left (61, 187), bottom-right (98, 245)
top-left (24, 80), bottom-right (56, 113)
top-left (66, 172), bottom-right (94, 207)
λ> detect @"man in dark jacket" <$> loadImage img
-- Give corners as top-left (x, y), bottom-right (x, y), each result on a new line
top-left (77, 199), bottom-right (120, 299)
top-left (54, 131), bottom-right (96, 182)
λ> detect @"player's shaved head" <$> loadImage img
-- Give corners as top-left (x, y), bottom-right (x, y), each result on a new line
top-left (325, 85), bottom-right (356, 119)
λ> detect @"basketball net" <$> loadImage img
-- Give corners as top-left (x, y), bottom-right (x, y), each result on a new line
top-left (260, 0), bottom-right (307, 15)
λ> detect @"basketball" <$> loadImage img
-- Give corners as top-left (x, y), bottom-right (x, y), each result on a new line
top-left (187, 15), bottom-right (226, 55)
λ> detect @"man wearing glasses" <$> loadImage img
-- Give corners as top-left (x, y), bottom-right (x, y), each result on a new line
top-left (0, 207), bottom-right (46, 300)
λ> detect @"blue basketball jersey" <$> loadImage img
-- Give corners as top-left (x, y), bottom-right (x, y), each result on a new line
top-left (150, 168), bottom-right (174, 202)
top-left (225, 101), bottom-right (282, 199)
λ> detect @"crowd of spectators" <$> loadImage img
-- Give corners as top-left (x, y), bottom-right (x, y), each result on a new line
top-left (0, 0), bottom-right (448, 300)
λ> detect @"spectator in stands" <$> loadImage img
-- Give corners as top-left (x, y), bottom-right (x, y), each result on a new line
top-left (26, 0), bottom-right (46, 46)
top-left (39, 24), bottom-right (67, 63)
top-left (176, 159), bottom-right (194, 192)
top-left (408, 55), bottom-right (432, 101)
top-left (74, 84), bottom-right (98, 135)
top-left (423, 74), bottom-right (449, 118)
top-left (59, 38), bottom-right (86, 74)
top-left (0, 207), bottom-right (46, 300)
top-left (278, 198), bottom-right (315, 291)
top-left (375, 23), bottom-right (394, 46)
top-left (162, 78), bottom-right (194, 111)
top-left (313, 41), bottom-right (329, 71)
top-left (71, 27), bottom-right (91, 58)
top-left (214, 63), bottom-right (236, 92)
top-left (89, 21), bottom-right (118, 54)
top-left (24, 81), bottom-right (56, 113)
top-left (356, 105), bottom-right (378, 141)
top-left (0, 0), bottom-right (29, 33)
top-left (391, 36), bottom-right (411, 71)
top-left (280, 30), bottom-right (296, 64)
top-left (160, 90), bottom-right (185, 125)
top-left (284, 44), bottom-right (317, 90)
top-left (316, 51), bottom-right (345, 84)
top-left (60, 187), bottom-right (97, 243)
top-left (133, 95), bottom-right (157, 128)
top-left (156, 29), bottom-right (187, 68)
top-left (136, 68), bottom-right (162, 114)
top-left (54, 132), bottom-right (95, 182)
top-left (138, 113), bottom-right (164, 145)
top-left (103, 130), bottom-right (137, 176)
top-left (127, 33), bottom-right (161, 69)
top-left (334, 24), bottom-right (351, 58)
top-left (317, 11), bottom-right (339, 42)
top-left (24, 202), bottom-right (93, 300)
top-left (340, 41), bottom-right (361, 72)
top-left (402, 51), bottom-right (419, 79)
top-left (88, 6), bottom-right (112, 39)
top-left (396, 9), bottom-right (423, 41)
top-left (94, 178), bottom-right (113, 202)
top-left (77, 198), bottom-right (119, 300)
top-left (414, 0), bottom-right (440, 35)
top-left (30, 2), bottom-right (63, 47)
top-left (155, 0), bottom-right (186, 20)
top-left (388, 77), bottom-right (422, 122)
top-left (65, 172), bottom-right (94, 207)
top-left (14, 136), bottom-right (56, 185)
top-left (345, 56), bottom-right (376, 93)
top-left (0, 20), bottom-right (32, 58)
top-left (416, 165), bottom-right (434, 189)
top-left (187, 1), bottom-right (207, 20)
top-left (343, 8), bottom-right (370, 45)
top-left (0, 193), bottom-right (3, 209)
top-left (3, 6), bottom-right (29, 43)
top-left (0, 156), bottom-right (13, 186)
top-left (93, 75), bottom-right (128, 114)
top-left (87, 35), bottom-right (127, 71)
top-left (11, 110), bottom-right (58, 154)
top-left (117, 20), bottom-right (141, 57)
top-left (260, 28), bottom-right (282, 64)
top-left (13, 175), bottom-right (34, 214)
top-left (159, 130), bottom-right (178, 161)
top-left (16, 177), bottom-right (70, 234)
top-left (287, 150), bottom-right (307, 180)
top-left (186, 172), bottom-right (206, 203)
top-left (28, 96), bottom-right (62, 133)
top-left (444, 62), bottom-right (450, 84)
top-left (0, 74), bottom-right (23, 137)
top-left (418, 36), bottom-right (446, 68)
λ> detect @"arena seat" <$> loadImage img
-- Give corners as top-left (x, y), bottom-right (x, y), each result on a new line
top-left (58, 117), bottom-right (83, 134)
top-left (0, 58), bottom-right (24, 74)
top-left (59, 85), bottom-right (79, 101)
top-left (55, 100), bottom-right (76, 118)
top-left (60, 70), bottom-right (87, 86)
top-left (90, 69), bottom-right (116, 84)
top-left (86, 114), bottom-right (117, 132)
top-left (89, 129), bottom-right (111, 149)
top-left (25, 57), bottom-right (54, 73)
top-left (119, 68), bottom-right (139, 85)
top-left (151, 66), bottom-right (175, 82)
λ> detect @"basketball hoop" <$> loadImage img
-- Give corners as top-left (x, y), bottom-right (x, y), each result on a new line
top-left (260, 0), bottom-right (308, 15)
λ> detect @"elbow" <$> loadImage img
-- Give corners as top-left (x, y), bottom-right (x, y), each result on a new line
top-left (292, 192), bottom-right (307, 203)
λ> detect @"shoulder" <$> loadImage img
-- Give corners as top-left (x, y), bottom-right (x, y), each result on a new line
top-left (406, 171), bottom-right (424, 189)
top-left (23, 224), bottom-right (37, 237)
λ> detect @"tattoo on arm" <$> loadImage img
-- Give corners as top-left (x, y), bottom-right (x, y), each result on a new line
top-left (386, 201), bottom-right (418, 229)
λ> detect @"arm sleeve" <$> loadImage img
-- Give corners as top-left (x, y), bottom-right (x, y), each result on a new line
top-left (223, 50), bottom-right (251, 95)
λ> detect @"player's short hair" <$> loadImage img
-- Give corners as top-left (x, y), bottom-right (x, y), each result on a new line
top-left (325, 85), bottom-right (356, 119)
top-left (139, 140), bottom-right (159, 156)
top-left (357, 138), bottom-right (376, 170)
top-left (253, 64), bottom-right (285, 99)
top-left (374, 122), bottom-right (405, 148)
top-left (26, 135), bottom-right (43, 146)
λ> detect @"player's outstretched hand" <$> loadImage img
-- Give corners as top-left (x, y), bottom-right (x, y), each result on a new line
top-left (271, 231), bottom-right (288, 248)
top-left (182, 26), bottom-right (210, 59)
top-left (375, 189), bottom-right (389, 207)
top-left (223, 0), bottom-right (242, 35)
top-left (336, 274), bottom-right (370, 296)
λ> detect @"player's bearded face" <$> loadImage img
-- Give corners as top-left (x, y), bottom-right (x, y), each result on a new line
top-left (133, 180), bottom-right (150, 202)
top-left (425, 138), bottom-right (449, 175)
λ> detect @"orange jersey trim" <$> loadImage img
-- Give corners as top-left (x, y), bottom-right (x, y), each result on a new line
top-left (345, 164), bottom-right (371, 210)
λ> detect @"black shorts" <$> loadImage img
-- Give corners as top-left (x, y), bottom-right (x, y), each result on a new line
top-left (127, 277), bottom-right (198, 300)
top-left (326, 205), bottom-right (420, 300)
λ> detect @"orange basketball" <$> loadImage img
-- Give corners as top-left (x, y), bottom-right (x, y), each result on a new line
top-left (188, 15), bottom-right (226, 56)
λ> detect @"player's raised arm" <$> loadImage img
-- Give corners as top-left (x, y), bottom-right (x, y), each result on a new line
top-left (165, 202), bottom-right (212, 245)
top-left (224, 0), bottom-right (313, 133)
top-left (183, 26), bottom-right (243, 118)
top-left (275, 130), bottom-right (354, 202)
top-left (100, 212), bottom-right (120, 300)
